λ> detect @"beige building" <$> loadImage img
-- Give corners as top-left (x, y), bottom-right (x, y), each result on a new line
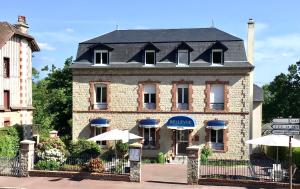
top-left (0, 16), bottom-right (39, 127)
top-left (72, 20), bottom-right (263, 159)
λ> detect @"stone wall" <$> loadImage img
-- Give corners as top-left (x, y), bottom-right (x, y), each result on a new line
top-left (72, 69), bottom-right (250, 159)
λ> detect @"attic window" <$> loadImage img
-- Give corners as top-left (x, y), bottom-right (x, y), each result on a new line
top-left (94, 50), bottom-right (108, 65)
top-left (145, 50), bottom-right (155, 65)
top-left (212, 50), bottom-right (223, 64)
top-left (178, 50), bottom-right (189, 65)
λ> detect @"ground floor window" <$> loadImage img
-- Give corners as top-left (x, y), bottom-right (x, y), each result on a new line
top-left (94, 127), bottom-right (107, 146)
top-left (143, 128), bottom-right (156, 149)
top-left (209, 129), bottom-right (224, 150)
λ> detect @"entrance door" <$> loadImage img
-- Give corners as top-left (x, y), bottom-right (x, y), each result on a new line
top-left (176, 130), bottom-right (189, 154)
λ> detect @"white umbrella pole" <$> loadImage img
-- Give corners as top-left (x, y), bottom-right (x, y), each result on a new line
top-left (277, 146), bottom-right (279, 162)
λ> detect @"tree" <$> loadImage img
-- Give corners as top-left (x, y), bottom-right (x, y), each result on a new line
top-left (33, 57), bottom-right (73, 141)
top-left (262, 63), bottom-right (300, 123)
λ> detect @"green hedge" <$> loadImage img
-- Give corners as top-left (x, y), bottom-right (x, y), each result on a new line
top-left (0, 125), bottom-right (23, 157)
top-left (69, 139), bottom-right (101, 157)
top-left (266, 146), bottom-right (300, 167)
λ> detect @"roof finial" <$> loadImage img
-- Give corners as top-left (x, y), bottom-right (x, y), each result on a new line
top-left (116, 24), bottom-right (119, 30)
top-left (211, 19), bottom-right (215, 28)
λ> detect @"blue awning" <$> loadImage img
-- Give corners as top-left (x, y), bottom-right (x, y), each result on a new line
top-left (139, 119), bottom-right (159, 128)
top-left (166, 116), bottom-right (196, 130)
top-left (206, 120), bottom-right (227, 130)
top-left (90, 118), bottom-right (110, 127)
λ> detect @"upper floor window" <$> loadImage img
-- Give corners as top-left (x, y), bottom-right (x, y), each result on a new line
top-left (3, 57), bottom-right (10, 78)
top-left (177, 50), bottom-right (189, 65)
top-left (210, 84), bottom-right (224, 110)
top-left (145, 50), bottom-right (155, 65)
top-left (212, 49), bottom-right (223, 64)
top-left (143, 84), bottom-right (156, 109)
top-left (94, 84), bottom-right (107, 109)
top-left (177, 84), bottom-right (188, 110)
top-left (4, 90), bottom-right (10, 110)
top-left (94, 50), bottom-right (108, 65)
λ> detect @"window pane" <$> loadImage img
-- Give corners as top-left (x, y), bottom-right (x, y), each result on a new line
top-left (213, 51), bottom-right (222, 64)
top-left (178, 51), bottom-right (188, 64)
top-left (218, 130), bottom-right (224, 143)
top-left (144, 94), bottom-right (149, 103)
top-left (102, 86), bottom-right (107, 103)
top-left (150, 93), bottom-right (156, 103)
top-left (210, 129), bottom-right (216, 143)
top-left (144, 128), bottom-right (150, 145)
top-left (95, 53), bottom-right (101, 64)
top-left (177, 88), bottom-right (183, 103)
top-left (183, 88), bottom-right (188, 103)
top-left (150, 128), bottom-right (156, 146)
top-left (96, 87), bottom-right (102, 103)
top-left (102, 52), bottom-right (108, 64)
top-left (210, 84), bottom-right (224, 110)
top-left (3, 58), bottom-right (9, 78)
top-left (146, 52), bottom-right (155, 64)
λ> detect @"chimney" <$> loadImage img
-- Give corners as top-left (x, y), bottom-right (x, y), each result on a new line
top-left (247, 18), bottom-right (255, 65)
top-left (16, 15), bottom-right (29, 34)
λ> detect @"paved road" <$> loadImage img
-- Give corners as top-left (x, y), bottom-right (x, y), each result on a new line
top-left (0, 164), bottom-right (266, 189)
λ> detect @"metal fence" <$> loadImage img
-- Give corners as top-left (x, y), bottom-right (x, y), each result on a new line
top-left (34, 155), bottom-right (129, 175)
top-left (0, 156), bottom-right (20, 177)
top-left (200, 159), bottom-right (298, 183)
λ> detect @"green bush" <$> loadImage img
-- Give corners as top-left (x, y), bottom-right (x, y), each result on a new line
top-left (101, 147), bottom-right (115, 161)
top-left (157, 152), bottom-right (165, 164)
top-left (292, 147), bottom-right (300, 167)
top-left (0, 125), bottom-right (23, 157)
top-left (115, 141), bottom-right (128, 158)
top-left (35, 160), bottom-right (61, 170)
top-left (200, 146), bottom-right (213, 163)
top-left (69, 139), bottom-right (101, 157)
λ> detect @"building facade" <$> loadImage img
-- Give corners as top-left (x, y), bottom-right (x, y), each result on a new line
top-left (0, 16), bottom-right (39, 127)
top-left (72, 20), bottom-right (263, 159)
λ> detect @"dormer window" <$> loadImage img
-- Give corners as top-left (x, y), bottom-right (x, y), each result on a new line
top-left (178, 50), bottom-right (189, 65)
top-left (94, 50), bottom-right (109, 65)
top-left (212, 49), bottom-right (223, 64)
top-left (145, 50), bottom-right (155, 65)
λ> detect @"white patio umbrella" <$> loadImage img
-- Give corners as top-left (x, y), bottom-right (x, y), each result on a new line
top-left (246, 135), bottom-right (300, 161)
top-left (88, 129), bottom-right (143, 143)
top-left (88, 129), bottom-right (143, 158)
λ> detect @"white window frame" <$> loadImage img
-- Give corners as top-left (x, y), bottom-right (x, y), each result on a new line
top-left (94, 50), bottom-right (109, 65)
top-left (211, 49), bottom-right (223, 65)
top-left (210, 84), bottom-right (225, 110)
top-left (94, 127), bottom-right (107, 146)
top-left (177, 50), bottom-right (189, 65)
top-left (144, 50), bottom-right (156, 66)
top-left (209, 129), bottom-right (224, 150)
top-left (94, 84), bottom-right (107, 109)
top-left (143, 84), bottom-right (156, 109)
top-left (177, 84), bottom-right (189, 110)
top-left (143, 128), bottom-right (156, 149)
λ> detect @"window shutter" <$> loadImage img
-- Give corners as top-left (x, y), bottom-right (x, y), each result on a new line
top-left (210, 84), bottom-right (224, 103)
top-left (155, 128), bottom-right (160, 149)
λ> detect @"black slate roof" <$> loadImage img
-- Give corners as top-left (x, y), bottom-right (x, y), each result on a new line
top-left (74, 27), bottom-right (250, 68)
top-left (83, 28), bottom-right (242, 44)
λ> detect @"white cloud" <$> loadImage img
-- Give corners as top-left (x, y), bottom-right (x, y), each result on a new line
top-left (254, 33), bottom-right (300, 85)
top-left (65, 28), bottom-right (74, 33)
top-left (255, 22), bottom-right (269, 34)
top-left (37, 42), bottom-right (56, 51)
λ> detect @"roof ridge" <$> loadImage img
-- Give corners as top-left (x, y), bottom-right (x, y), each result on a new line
top-left (113, 27), bottom-right (215, 31)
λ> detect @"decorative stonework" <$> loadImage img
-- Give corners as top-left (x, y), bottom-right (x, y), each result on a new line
top-left (171, 80), bottom-right (193, 112)
top-left (204, 80), bottom-right (229, 113)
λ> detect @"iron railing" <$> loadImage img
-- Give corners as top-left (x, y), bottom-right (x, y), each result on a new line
top-left (200, 159), bottom-right (297, 183)
top-left (0, 156), bottom-right (20, 176)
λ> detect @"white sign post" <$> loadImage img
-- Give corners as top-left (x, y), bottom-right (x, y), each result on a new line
top-left (271, 118), bottom-right (300, 189)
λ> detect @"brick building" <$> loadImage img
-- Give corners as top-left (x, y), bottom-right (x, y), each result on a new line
top-left (71, 19), bottom-right (263, 159)
top-left (0, 16), bottom-right (39, 127)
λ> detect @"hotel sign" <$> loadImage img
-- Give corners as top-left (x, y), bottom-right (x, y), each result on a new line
top-left (166, 116), bottom-right (195, 129)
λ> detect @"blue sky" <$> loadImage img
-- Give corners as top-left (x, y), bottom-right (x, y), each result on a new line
top-left (1, 0), bottom-right (299, 86)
